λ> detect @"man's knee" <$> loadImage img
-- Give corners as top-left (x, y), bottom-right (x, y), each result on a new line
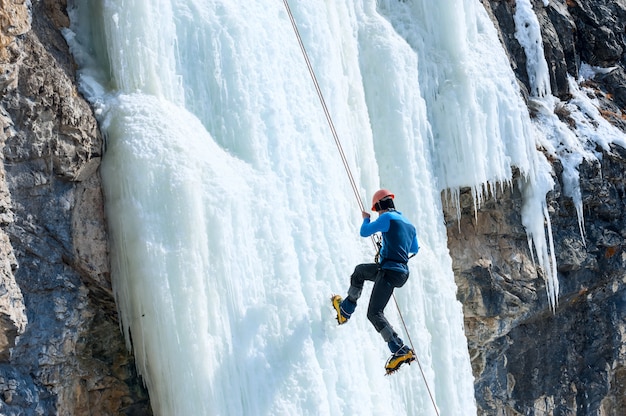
top-left (352, 263), bottom-right (368, 274)
top-left (351, 263), bottom-right (371, 279)
top-left (350, 265), bottom-right (370, 289)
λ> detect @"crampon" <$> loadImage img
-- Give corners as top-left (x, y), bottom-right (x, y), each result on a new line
top-left (385, 349), bottom-right (415, 375)
top-left (330, 294), bottom-right (348, 325)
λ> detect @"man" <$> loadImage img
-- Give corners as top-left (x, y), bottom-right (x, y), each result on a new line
top-left (332, 189), bottom-right (419, 374)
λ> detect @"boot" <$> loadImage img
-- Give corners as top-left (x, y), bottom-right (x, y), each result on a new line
top-left (385, 345), bottom-right (415, 374)
top-left (331, 295), bottom-right (355, 325)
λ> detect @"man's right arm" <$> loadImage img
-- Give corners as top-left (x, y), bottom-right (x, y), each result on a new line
top-left (360, 213), bottom-right (390, 237)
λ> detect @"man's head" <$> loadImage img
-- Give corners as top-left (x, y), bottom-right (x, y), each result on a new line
top-left (371, 189), bottom-right (395, 212)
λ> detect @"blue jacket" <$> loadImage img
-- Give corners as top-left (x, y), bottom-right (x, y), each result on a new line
top-left (360, 210), bottom-right (419, 273)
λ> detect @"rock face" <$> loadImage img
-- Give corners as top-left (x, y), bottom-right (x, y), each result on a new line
top-left (446, 156), bottom-right (626, 415)
top-left (0, 1), bottom-right (150, 415)
top-left (453, 0), bottom-right (626, 414)
top-left (0, 0), bottom-right (623, 415)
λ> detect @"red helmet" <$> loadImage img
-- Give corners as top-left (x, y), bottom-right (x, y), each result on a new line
top-left (371, 189), bottom-right (395, 211)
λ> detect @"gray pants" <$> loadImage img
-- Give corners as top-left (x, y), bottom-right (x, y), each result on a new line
top-left (347, 263), bottom-right (408, 347)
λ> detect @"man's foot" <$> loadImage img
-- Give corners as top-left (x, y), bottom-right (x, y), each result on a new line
top-left (331, 295), bottom-right (351, 325)
top-left (385, 346), bottom-right (415, 375)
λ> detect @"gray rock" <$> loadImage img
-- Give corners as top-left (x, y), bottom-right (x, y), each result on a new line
top-left (0, 1), bottom-right (150, 415)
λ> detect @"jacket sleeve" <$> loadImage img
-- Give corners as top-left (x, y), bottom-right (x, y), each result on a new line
top-left (359, 214), bottom-right (391, 237)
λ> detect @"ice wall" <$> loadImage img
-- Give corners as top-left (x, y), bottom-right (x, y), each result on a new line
top-left (60, 0), bottom-right (578, 414)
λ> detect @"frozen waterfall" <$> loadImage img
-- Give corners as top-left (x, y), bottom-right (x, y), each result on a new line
top-left (61, 0), bottom-right (573, 414)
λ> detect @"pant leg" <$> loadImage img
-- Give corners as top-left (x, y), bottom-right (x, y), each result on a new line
top-left (346, 263), bottom-right (379, 303)
top-left (366, 271), bottom-right (396, 332)
top-left (368, 270), bottom-right (409, 351)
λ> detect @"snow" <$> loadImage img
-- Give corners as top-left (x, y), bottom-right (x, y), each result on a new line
top-left (514, 0), bottom-right (551, 98)
top-left (579, 62), bottom-right (619, 80)
top-left (62, 0), bottom-right (626, 415)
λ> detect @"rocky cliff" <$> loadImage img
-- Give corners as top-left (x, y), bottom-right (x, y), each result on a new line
top-left (0, 1), bottom-right (149, 414)
top-left (455, 0), bottom-right (626, 414)
top-left (0, 0), bottom-right (623, 415)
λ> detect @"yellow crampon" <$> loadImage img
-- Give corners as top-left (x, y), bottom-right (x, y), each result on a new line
top-left (385, 349), bottom-right (415, 375)
top-left (331, 294), bottom-right (348, 325)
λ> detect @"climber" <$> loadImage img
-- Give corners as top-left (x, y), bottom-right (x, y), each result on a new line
top-left (332, 189), bottom-right (419, 374)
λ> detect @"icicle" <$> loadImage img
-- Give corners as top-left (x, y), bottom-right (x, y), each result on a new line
top-left (514, 0), bottom-right (551, 97)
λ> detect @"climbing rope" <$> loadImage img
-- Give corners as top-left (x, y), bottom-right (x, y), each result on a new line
top-left (281, 0), bottom-right (363, 212)
top-left (282, 1), bottom-right (439, 415)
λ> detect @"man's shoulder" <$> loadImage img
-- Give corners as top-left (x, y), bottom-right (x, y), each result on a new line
top-left (384, 210), bottom-right (402, 218)
top-left (387, 210), bottom-right (408, 221)
top-left (388, 211), bottom-right (415, 228)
